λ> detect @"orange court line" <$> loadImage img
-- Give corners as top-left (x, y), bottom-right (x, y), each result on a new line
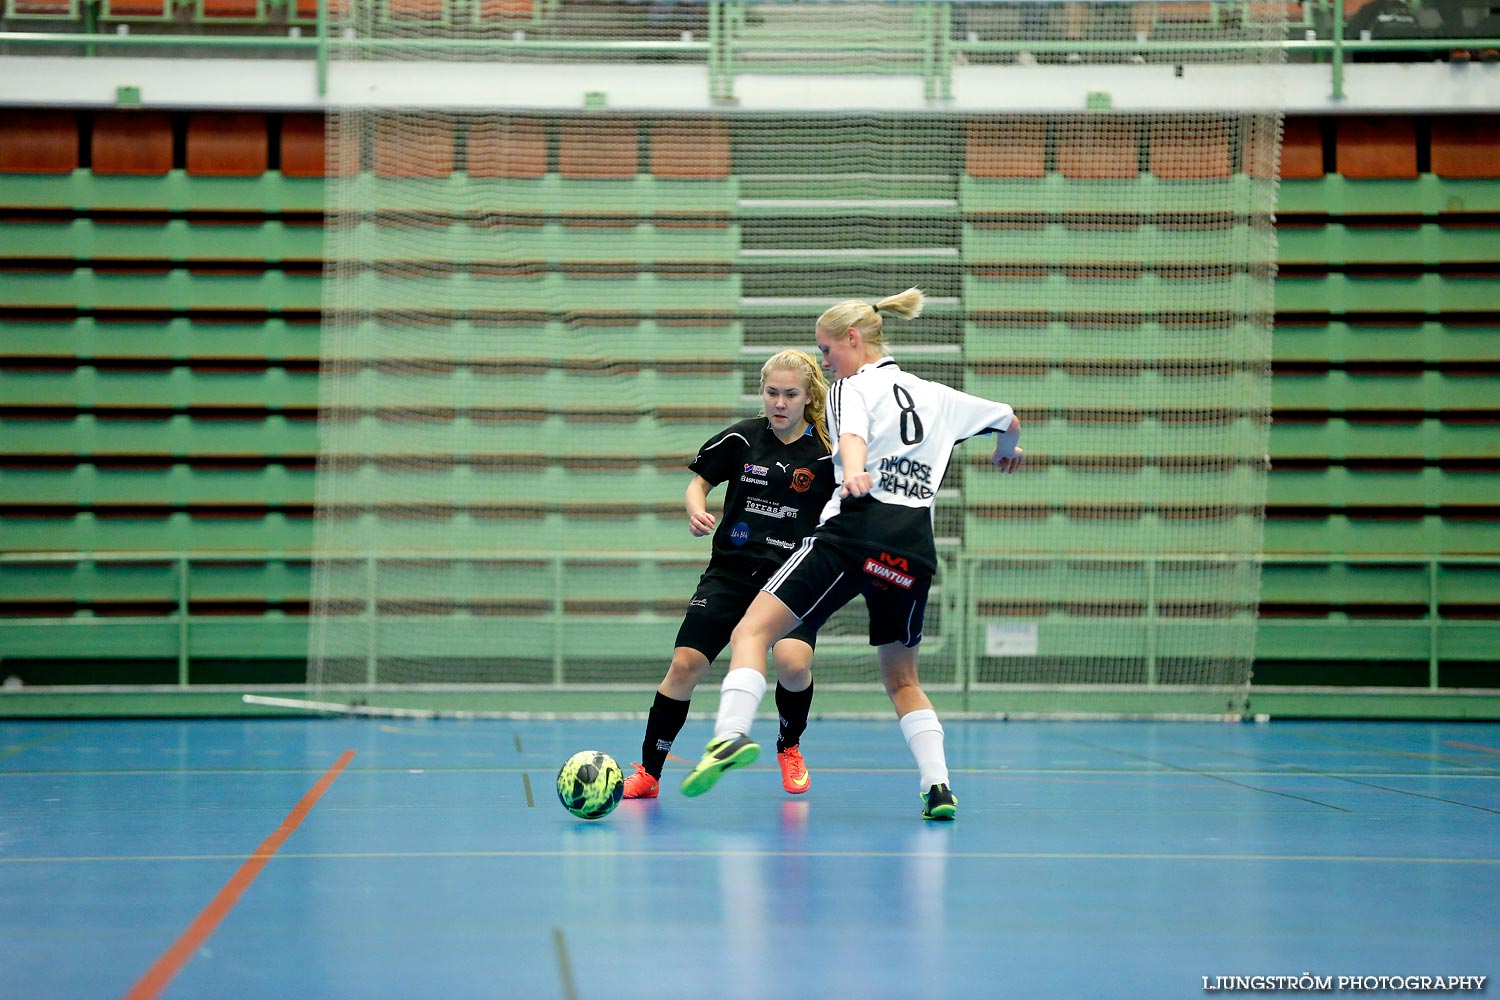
top-left (1442, 741), bottom-right (1500, 756)
top-left (123, 748), bottom-right (357, 1000)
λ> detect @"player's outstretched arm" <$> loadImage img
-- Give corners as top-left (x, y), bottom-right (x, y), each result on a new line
top-left (992, 414), bottom-right (1024, 474)
top-left (838, 433), bottom-right (874, 498)
top-left (685, 474), bottom-right (717, 536)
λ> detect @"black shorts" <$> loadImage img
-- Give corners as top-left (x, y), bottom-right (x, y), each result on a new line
top-left (762, 536), bottom-right (931, 648)
top-left (674, 564), bottom-right (819, 663)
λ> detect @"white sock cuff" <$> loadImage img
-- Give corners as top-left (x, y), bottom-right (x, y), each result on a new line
top-left (899, 708), bottom-right (943, 741)
top-left (721, 667), bottom-right (768, 700)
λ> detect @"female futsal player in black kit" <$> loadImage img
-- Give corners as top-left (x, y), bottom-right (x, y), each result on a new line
top-left (680, 288), bottom-right (1023, 820)
top-left (621, 350), bottom-right (837, 800)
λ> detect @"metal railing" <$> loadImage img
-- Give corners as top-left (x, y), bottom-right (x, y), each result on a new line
top-left (2, 549), bottom-right (1495, 692)
top-left (2, 0), bottom-right (1497, 102)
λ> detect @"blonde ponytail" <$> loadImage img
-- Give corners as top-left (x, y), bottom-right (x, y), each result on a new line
top-left (816, 286), bottom-right (926, 358)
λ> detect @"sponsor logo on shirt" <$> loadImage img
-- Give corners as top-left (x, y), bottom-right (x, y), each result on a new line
top-left (862, 552), bottom-right (914, 589)
top-left (689, 598), bottom-right (709, 608)
top-left (766, 538), bottom-right (795, 550)
top-left (877, 455), bottom-right (935, 499)
top-left (744, 498), bottom-right (800, 520)
top-left (744, 463), bottom-right (769, 476)
top-left (790, 468), bottom-right (816, 493)
top-left (730, 522), bottom-right (750, 546)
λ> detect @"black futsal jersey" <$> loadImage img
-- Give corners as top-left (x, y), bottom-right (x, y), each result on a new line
top-left (689, 417), bottom-right (836, 583)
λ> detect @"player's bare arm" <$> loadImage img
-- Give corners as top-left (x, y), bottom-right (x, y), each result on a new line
top-left (685, 474), bottom-right (717, 536)
top-left (992, 414), bottom-right (1024, 474)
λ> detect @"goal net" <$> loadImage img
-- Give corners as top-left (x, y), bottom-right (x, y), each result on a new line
top-left (307, 0), bottom-right (1284, 716)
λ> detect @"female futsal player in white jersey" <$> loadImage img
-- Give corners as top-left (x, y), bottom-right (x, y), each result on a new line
top-left (620, 350), bottom-right (837, 800)
top-left (679, 288), bottom-right (1023, 820)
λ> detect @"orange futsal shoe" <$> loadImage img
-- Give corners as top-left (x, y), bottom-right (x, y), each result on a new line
top-left (778, 745), bottom-right (810, 794)
top-left (622, 762), bottom-right (660, 799)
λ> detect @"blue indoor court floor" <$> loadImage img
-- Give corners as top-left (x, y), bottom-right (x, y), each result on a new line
top-left (1, 716), bottom-right (1496, 1000)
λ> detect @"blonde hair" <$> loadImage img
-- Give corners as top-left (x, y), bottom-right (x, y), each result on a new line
top-left (760, 349), bottom-right (831, 452)
top-left (815, 286), bottom-right (926, 360)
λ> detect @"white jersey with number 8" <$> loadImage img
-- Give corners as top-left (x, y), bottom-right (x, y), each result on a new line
top-left (819, 357), bottom-right (1015, 564)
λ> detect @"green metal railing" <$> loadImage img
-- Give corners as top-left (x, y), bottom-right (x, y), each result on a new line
top-left (2, 550), bottom-right (1495, 693)
top-left (2, 0), bottom-right (1498, 102)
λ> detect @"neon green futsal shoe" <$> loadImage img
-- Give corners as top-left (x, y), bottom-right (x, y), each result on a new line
top-left (921, 782), bottom-right (958, 821)
top-left (680, 735), bottom-right (760, 797)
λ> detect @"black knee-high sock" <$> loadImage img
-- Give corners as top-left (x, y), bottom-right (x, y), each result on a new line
top-left (640, 691), bottom-right (692, 779)
top-left (775, 679), bottom-right (814, 753)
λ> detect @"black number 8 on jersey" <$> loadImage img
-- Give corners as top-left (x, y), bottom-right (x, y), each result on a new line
top-left (893, 385), bottom-right (925, 445)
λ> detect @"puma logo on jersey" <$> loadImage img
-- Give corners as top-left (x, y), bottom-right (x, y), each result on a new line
top-left (775, 461), bottom-right (790, 472)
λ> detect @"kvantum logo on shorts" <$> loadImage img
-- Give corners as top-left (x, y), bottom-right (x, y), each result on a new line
top-left (862, 557), bottom-right (914, 589)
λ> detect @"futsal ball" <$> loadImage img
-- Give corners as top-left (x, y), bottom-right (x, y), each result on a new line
top-left (556, 750), bottom-right (624, 820)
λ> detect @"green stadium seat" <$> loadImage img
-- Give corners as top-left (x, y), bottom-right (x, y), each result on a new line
top-left (1266, 468), bottom-right (1500, 508)
top-left (1275, 274), bottom-right (1500, 314)
top-left (1269, 417), bottom-right (1498, 462)
top-left (0, 414), bottom-right (318, 459)
top-left (0, 318), bottom-right (322, 362)
top-left (1272, 322), bottom-right (1500, 364)
top-left (1272, 371), bottom-right (1500, 411)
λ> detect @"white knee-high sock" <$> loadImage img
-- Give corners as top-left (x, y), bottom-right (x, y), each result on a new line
top-left (899, 708), bottom-right (948, 790)
top-left (714, 667), bottom-right (768, 741)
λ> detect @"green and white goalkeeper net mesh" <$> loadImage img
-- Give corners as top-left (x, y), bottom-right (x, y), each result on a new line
top-left (309, 0), bottom-right (1283, 715)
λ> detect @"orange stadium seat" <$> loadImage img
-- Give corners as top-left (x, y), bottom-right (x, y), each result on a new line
top-left (559, 119), bottom-right (639, 179)
top-left (965, 120), bottom-right (1046, 179)
top-left (0, 110), bottom-right (78, 174)
top-left (91, 111), bottom-right (173, 176)
top-left (1429, 116), bottom-right (1500, 179)
top-left (467, 118), bottom-right (548, 178)
top-left (1058, 120), bottom-right (1139, 179)
top-left (1335, 117), bottom-right (1417, 179)
top-left (1279, 116), bottom-right (1324, 179)
top-left (650, 120), bottom-right (731, 179)
top-left (373, 116), bottom-right (455, 178)
top-left (1149, 121), bottom-right (1232, 180)
top-left (186, 113), bottom-right (269, 177)
top-left (477, 0), bottom-right (533, 17)
top-left (279, 114), bottom-right (328, 177)
top-left (198, 0), bottom-right (262, 17)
